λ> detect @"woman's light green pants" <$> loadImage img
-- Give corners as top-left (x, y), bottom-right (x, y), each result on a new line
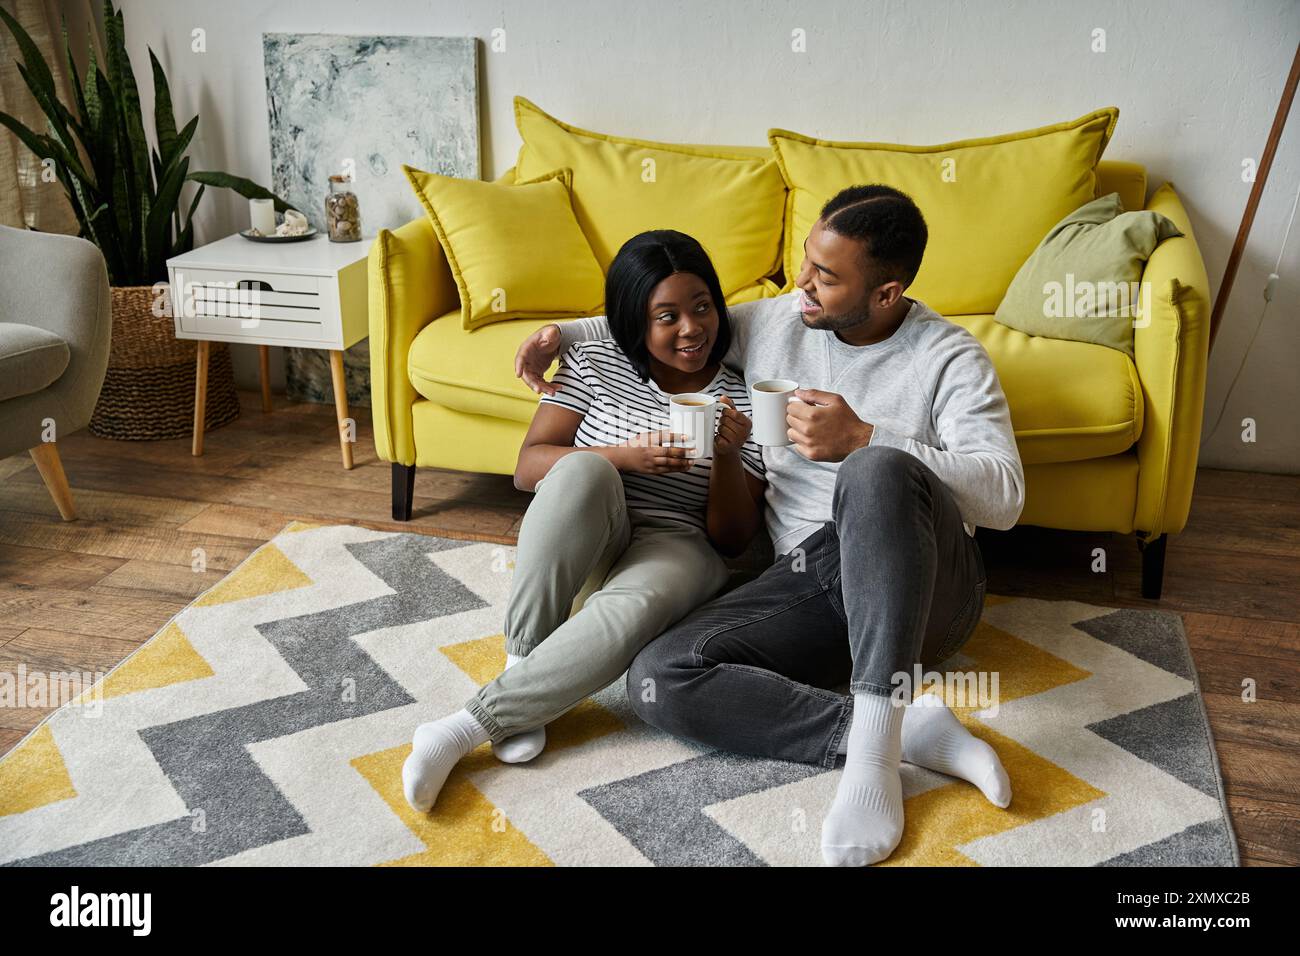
top-left (464, 451), bottom-right (731, 743)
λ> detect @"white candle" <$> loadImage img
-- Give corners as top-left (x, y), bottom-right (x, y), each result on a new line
top-left (249, 198), bottom-right (276, 234)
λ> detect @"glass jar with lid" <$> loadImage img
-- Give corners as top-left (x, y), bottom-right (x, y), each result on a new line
top-left (324, 174), bottom-right (362, 242)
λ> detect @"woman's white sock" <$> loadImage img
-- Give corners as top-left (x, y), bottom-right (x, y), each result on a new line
top-left (900, 696), bottom-right (1012, 808)
top-left (821, 692), bottom-right (906, 866)
top-left (401, 709), bottom-right (489, 812)
top-left (492, 652), bottom-right (547, 764)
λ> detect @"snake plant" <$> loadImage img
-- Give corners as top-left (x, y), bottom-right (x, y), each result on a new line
top-left (0, 1), bottom-right (291, 285)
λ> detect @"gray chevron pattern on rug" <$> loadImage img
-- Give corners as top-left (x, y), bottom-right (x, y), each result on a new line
top-left (8, 533), bottom-right (485, 866)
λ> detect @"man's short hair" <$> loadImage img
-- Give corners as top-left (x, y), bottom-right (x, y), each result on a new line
top-left (819, 185), bottom-right (928, 290)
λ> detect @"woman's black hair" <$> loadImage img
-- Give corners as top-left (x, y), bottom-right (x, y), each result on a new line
top-left (605, 229), bottom-right (731, 383)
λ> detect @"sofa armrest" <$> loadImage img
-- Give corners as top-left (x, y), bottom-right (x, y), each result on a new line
top-left (368, 216), bottom-right (458, 464)
top-left (367, 167), bottom-right (517, 465)
top-left (1133, 182), bottom-right (1211, 538)
top-left (0, 226), bottom-right (111, 449)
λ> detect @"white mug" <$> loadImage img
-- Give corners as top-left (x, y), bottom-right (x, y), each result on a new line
top-left (668, 392), bottom-right (720, 459)
top-left (750, 378), bottom-right (799, 446)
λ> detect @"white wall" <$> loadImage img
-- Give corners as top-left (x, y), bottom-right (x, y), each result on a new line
top-left (117, 0), bottom-right (1300, 473)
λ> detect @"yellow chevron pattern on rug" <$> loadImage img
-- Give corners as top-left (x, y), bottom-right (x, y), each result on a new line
top-left (355, 745), bottom-right (553, 867)
top-left (92, 621), bottom-right (215, 702)
top-left (0, 725), bottom-right (76, 817)
top-left (194, 543), bottom-right (313, 607)
top-left (0, 522), bottom-right (1239, 866)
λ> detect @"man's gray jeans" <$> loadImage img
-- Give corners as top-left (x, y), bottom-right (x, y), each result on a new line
top-left (625, 443), bottom-right (987, 769)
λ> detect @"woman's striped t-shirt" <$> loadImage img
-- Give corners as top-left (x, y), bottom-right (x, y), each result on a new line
top-left (539, 341), bottom-right (766, 531)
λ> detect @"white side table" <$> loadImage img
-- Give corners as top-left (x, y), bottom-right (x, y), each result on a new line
top-left (167, 233), bottom-right (371, 468)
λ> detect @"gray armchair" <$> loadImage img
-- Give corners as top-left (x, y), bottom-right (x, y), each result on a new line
top-left (0, 225), bottom-right (111, 520)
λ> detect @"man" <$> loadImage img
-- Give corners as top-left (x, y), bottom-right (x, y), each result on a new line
top-left (514, 185), bottom-right (1025, 866)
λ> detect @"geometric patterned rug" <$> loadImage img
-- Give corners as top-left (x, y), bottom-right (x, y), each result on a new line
top-left (0, 522), bottom-right (1239, 866)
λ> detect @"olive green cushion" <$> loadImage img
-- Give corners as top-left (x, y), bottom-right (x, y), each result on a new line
top-left (994, 192), bottom-right (1183, 357)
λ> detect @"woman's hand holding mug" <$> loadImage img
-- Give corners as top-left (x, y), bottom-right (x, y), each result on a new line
top-left (713, 396), bottom-right (752, 458)
top-left (616, 430), bottom-right (695, 475)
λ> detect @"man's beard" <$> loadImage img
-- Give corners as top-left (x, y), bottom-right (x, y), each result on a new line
top-left (800, 302), bottom-right (872, 334)
top-left (801, 272), bottom-right (890, 334)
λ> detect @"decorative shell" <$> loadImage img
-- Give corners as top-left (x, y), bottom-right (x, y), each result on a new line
top-left (275, 209), bottom-right (310, 237)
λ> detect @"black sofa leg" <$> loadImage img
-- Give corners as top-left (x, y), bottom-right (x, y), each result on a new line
top-left (1137, 532), bottom-right (1167, 600)
top-left (392, 463), bottom-right (416, 521)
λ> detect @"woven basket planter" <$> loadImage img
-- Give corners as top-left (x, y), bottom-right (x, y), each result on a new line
top-left (89, 286), bottom-right (240, 441)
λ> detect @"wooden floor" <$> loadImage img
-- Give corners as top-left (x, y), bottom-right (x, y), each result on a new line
top-left (0, 389), bottom-right (1295, 865)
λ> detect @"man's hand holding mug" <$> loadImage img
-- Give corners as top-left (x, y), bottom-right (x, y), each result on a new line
top-left (785, 388), bottom-right (875, 462)
top-left (751, 379), bottom-right (874, 463)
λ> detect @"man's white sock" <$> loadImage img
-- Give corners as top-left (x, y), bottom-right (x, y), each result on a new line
top-left (401, 709), bottom-right (489, 812)
top-left (821, 692), bottom-right (906, 866)
top-left (492, 652), bottom-right (547, 764)
top-left (837, 696), bottom-right (1012, 808)
top-left (900, 695), bottom-right (1012, 807)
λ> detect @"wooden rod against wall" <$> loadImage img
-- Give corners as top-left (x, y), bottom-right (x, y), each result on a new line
top-left (1209, 41), bottom-right (1299, 353)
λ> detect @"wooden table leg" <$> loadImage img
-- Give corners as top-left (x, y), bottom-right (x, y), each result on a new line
top-left (259, 344), bottom-right (273, 412)
top-left (329, 349), bottom-right (353, 470)
top-left (192, 340), bottom-right (210, 457)
top-left (29, 441), bottom-right (76, 520)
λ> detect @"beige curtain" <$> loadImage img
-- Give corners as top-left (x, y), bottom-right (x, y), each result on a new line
top-left (0, 0), bottom-right (99, 232)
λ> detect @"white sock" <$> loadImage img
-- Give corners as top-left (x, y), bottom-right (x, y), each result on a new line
top-left (491, 652), bottom-right (547, 764)
top-left (821, 692), bottom-right (906, 866)
top-left (401, 709), bottom-right (489, 812)
top-left (836, 697), bottom-right (1012, 808)
top-left (900, 696), bottom-right (1012, 808)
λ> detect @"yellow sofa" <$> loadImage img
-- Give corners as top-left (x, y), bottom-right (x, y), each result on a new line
top-left (368, 159), bottom-right (1209, 601)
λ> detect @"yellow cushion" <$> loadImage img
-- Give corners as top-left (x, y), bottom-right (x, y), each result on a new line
top-left (727, 278), bottom-right (784, 304)
top-left (950, 313), bottom-right (1143, 465)
top-left (513, 96), bottom-right (787, 298)
top-left (1096, 160), bottom-right (1147, 215)
top-left (409, 310), bottom-right (554, 423)
top-left (403, 164), bottom-right (605, 331)
top-left (769, 108), bottom-right (1119, 315)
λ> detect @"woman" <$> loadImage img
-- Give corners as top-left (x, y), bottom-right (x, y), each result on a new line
top-left (402, 230), bottom-right (768, 812)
